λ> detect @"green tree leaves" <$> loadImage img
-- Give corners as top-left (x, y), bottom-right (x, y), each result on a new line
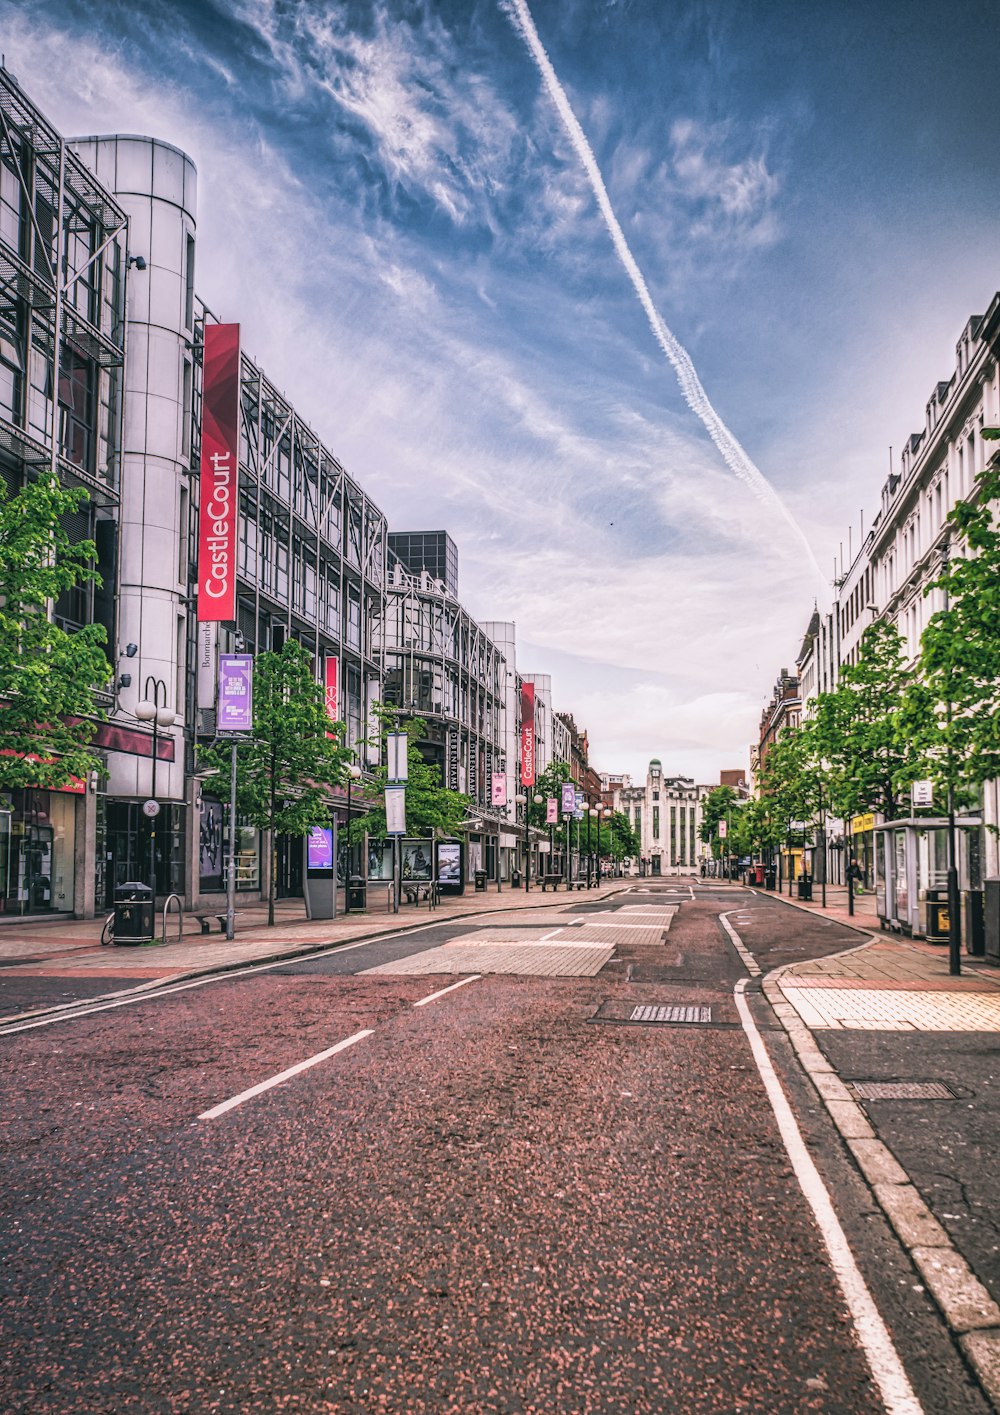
top-left (198, 640), bottom-right (351, 924)
top-left (0, 475), bottom-right (111, 790)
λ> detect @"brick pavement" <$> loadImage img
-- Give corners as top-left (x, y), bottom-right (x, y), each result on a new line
top-left (0, 879), bottom-right (632, 1018)
top-left (759, 896), bottom-right (1000, 1407)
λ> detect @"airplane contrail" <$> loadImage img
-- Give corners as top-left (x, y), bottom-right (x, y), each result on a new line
top-left (503, 0), bottom-right (826, 588)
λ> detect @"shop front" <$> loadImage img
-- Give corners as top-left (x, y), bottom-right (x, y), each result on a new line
top-left (0, 786), bottom-right (80, 917)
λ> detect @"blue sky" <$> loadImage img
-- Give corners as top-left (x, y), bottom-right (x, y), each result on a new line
top-left (6, 0), bottom-right (999, 782)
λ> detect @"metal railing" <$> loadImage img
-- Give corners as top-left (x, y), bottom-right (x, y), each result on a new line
top-left (161, 893), bottom-right (184, 946)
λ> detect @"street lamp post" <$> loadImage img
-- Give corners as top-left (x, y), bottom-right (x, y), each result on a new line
top-left (533, 793), bottom-right (544, 882)
top-left (514, 794), bottom-right (530, 891)
top-left (134, 676), bottom-right (175, 933)
top-left (345, 761), bottom-right (362, 881)
top-left (940, 539), bottom-right (962, 976)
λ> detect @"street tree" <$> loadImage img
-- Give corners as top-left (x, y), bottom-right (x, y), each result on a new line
top-left (905, 464), bottom-right (1000, 800)
top-left (351, 704), bottom-right (471, 846)
top-left (199, 640), bottom-right (351, 925)
top-left (811, 619), bottom-right (914, 822)
top-left (0, 475), bottom-right (111, 791)
top-left (527, 759), bottom-right (574, 858)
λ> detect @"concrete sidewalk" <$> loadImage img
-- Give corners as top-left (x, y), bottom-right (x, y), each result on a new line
top-left (0, 879), bottom-right (631, 1020)
top-left (762, 912), bottom-right (1000, 1405)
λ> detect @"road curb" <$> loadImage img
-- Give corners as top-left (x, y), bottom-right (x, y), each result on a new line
top-left (0, 884), bottom-right (632, 1030)
top-left (761, 956), bottom-right (1000, 1408)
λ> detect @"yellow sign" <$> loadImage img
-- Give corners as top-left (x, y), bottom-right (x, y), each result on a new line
top-left (851, 813), bottom-right (875, 835)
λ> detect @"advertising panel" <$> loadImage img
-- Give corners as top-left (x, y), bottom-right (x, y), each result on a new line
top-left (307, 826), bottom-right (334, 871)
top-left (520, 681), bottom-right (535, 787)
top-left (546, 797), bottom-right (558, 824)
top-left (438, 837), bottom-right (466, 894)
top-left (491, 773), bottom-right (507, 807)
top-left (561, 782), bottom-right (576, 815)
top-left (217, 653), bottom-right (253, 733)
top-left (197, 323), bottom-right (241, 622)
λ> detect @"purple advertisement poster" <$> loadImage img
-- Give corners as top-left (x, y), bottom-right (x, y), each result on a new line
top-left (307, 827), bottom-right (334, 871)
top-left (561, 782), bottom-right (576, 815)
top-left (218, 654), bottom-right (253, 732)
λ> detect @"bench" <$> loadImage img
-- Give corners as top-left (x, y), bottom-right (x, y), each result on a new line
top-left (195, 913), bottom-right (227, 935)
top-left (541, 874), bottom-right (562, 892)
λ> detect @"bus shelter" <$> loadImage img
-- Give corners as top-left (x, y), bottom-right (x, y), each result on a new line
top-left (875, 816), bottom-right (981, 938)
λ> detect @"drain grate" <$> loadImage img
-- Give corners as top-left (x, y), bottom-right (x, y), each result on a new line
top-left (850, 1080), bottom-right (956, 1101)
top-left (629, 1003), bottom-right (711, 1025)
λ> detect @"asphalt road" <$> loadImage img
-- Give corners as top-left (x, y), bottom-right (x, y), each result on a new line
top-left (0, 884), bottom-right (988, 1412)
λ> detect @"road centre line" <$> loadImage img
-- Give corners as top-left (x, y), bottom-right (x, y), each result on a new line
top-left (732, 975), bottom-right (922, 1413)
top-left (413, 975), bottom-right (481, 1007)
top-left (199, 1029), bottom-right (374, 1120)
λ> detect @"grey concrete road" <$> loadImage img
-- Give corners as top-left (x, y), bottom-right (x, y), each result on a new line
top-left (0, 883), bottom-right (988, 1412)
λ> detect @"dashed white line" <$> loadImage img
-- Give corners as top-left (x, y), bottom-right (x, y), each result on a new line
top-left (413, 975), bottom-right (481, 1007)
top-left (198, 1028), bottom-right (374, 1120)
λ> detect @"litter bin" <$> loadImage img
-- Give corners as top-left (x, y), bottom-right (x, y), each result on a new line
top-left (474, 869), bottom-right (488, 893)
top-left (919, 889), bottom-right (949, 943)
top-left (985, 880), bottom-right (1000, 965)
top-left (346, 875), bottom-right (367, 912)
top-left (797, 873), bottom-right (813, 902)
top-left (511, 869), bottom-right (521, 888)
top-left (963, 890), bottom-right (985, 957)
top-left (764, 867), bottom-right (776, 891)
top-left (113, 881), bottom-right (154, 945)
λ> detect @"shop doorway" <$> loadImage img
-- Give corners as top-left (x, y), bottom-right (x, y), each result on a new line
top-left (275, 834), bottom-right (304, 899)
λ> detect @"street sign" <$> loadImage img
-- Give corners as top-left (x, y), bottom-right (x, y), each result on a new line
top-left (387, 734), bottom-right (409, 783)
top-left (385, 785), bottom-right (406, 835)
top-left (718, 819), bottom-right (727, 838)
top-left (912, 780), bottom-right (934, 807)
top-left (561, 782), bottom-right (575, 815)
top-left (142, 799), bottom-right (160, 818)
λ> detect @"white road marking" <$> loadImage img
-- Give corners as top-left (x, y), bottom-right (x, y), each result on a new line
top-left (199, 1029), bottom-right (374, 1120)
top-left (720, 911), bottom-right (761, 978)
top-left (733, 977), bottom-right (922, 1414)
top-left (413, 975), bottom-right (481, 1007)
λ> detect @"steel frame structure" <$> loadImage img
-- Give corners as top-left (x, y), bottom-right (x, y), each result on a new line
top-left (188, 306), bottom-right (387, 751)
top-left (379, 559), bottom-right (507, 820)
top-left (0, 66), bottom-right (127, 508)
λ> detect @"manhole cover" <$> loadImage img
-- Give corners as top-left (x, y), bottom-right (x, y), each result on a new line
top-left (629, 1004), bottom-right (711, 1025)
top-left (850, 1081), bottom-right (956, 1101)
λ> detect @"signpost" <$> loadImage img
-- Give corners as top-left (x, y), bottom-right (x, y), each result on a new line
top-left (217, 653), bottom-right (254, 940)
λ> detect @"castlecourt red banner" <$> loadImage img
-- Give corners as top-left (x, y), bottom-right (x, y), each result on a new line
top-left (520, 681), bottom-right (535, 787)
top-left (197, 323), bottom-right (241, 623)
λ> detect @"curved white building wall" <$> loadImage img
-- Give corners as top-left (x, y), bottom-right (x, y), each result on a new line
top-left (72, 136), bottom-right (197, 803)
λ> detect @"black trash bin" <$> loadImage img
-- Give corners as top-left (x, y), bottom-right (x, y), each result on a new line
top-left (113, 881), bottom-right (154, 945)
top-left (474, 870), bottom-right (488, 893)
top-left (764, 867), bottom-right (777, 891)
top-left (346, 875), bottom-right (367, 912)
top-left (797, 873), bottom-right (813, 902)
top-left (964, 890), bottom-right (985, 957)
top-left (511, 869), bottom-right (521, 888)
top-left (919, 889), bottom-right (949, 943)
top-left (985, 880), bottom-right (1000, 965)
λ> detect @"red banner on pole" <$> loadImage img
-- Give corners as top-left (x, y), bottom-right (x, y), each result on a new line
top-left (520, 681), bottom-right (535, 787)
top-left (324, 656), bottom-right (339, 737)
top-left (197, 323), bottom-right (241, 622)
